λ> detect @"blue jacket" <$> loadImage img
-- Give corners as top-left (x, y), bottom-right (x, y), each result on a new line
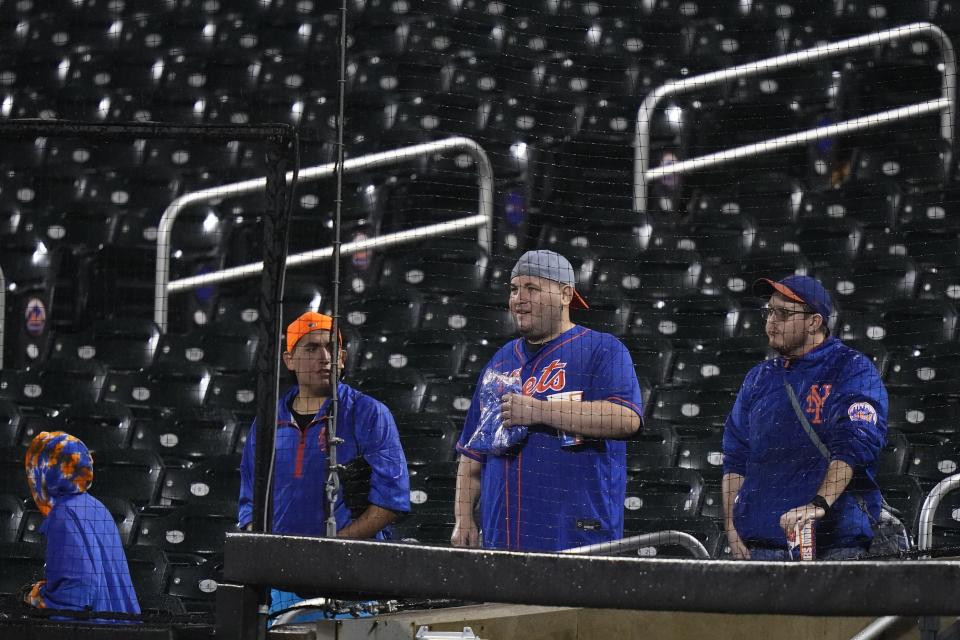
top-left (25, 431), bottom-right (140, 620)
top-left (722, 337), bottom-right (888, 550)
top-left (38, 493), bottom-right (142, 618)
top-left (238, 382), bottom-right (410, 537)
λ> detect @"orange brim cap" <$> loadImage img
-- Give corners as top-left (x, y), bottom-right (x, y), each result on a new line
top-left (286, 311), bottom-right (342, 352)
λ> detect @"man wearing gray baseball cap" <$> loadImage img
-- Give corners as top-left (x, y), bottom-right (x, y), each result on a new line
top-left (452, 249), bottom-right (644, 552)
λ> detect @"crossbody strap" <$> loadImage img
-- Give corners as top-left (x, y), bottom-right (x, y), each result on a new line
top-left (783, 381), bottom-right (887, 522)
top-left (783, 381), bottom-right (830, 461)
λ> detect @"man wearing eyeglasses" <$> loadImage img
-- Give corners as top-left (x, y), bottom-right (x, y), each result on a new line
top-left (721, 275), bottom-right (888, 560)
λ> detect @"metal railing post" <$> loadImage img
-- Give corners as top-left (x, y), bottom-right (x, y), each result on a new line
top-left (155, 137), bottom-right (495, 332)
top-left (919, 473), bottom-right (960, 553)
top-left (562, 531), bottom-right (710, 558)
top-left (634, 22), bottom-right (956, 212)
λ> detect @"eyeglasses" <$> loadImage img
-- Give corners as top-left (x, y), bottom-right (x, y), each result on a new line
top-left (760, 306), bottom-right (818, 322)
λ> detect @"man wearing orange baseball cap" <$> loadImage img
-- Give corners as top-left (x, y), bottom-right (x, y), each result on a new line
top-left (238, 311), bottom-right (410, 615)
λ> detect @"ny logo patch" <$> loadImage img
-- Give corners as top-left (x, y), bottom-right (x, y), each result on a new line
top-left (804, 384), bottom-right (833, 424)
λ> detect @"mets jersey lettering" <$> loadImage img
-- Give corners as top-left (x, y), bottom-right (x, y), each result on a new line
top-left (511, 359), bottom-right (568, 395)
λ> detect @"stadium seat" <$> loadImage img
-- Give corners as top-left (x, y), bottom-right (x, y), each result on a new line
top-left (29, 202), bottom-right (120, 255)
top-left (348, 368), bottom-right (428, 414)
top-left (918, 267), bottom-right (960, 304)
top-left (446, 54), bottom-right (505, 98)
top-left (406, 461), bottom-right (457, 516)
top-left (342, 287), bottom-right (424, 335)
top-left (136, 501), bottom-right (237, 556)
top-left (57, 401), bottom-right (134, 451)
top-left (675, 426), bottom-right (724, 482)
top-left (648, 387), bottom-right (737, 430)
top-left (627, 515), bottom-right (724, 559)
top-left (799, 181), bottom-right (901, 230)
top-left (379, 240), bottom-right (489, 294)
top-left (904, 433), bottom-right (960, 489)
top-left (47, 318), bottom-right (161, 372)
top-left (15, 359), bottom-right (107, 410)
top-left (0, 541), bottom-right (45, 596)
top-left (418, 295), bottom-right (516, 338)
top-left (205, 374), bottom-right (258, 423)
top-left (394, 412), bottom-right (458, 467)
top-left (594, 249), bottom-right (702, 299)
top-left (624, 467), bottom-right (704, 519)
top-left (814, 256), bottom-right (918, 307)
top-left (421, 379), bottom-right (473, 418)
top-left (14, 414), bottom-right (56, 451)
top-left (833, 0), bottom-right (931, 36)
top-left (877, 473), bottom-right (925, 541)
top-left (0, 447), bottom-right (29, 499)
top-left (668, 341), bottom-right (766, 389)
top-left (160, 454), bottom-right (241, 506)
top-left (888, 393), bottom-right (960, 436)
top-left (88, 448), bottom-right (164, 506)
top-left (131, 409), bottom-right (239, 462)
top-left (791, 218), bottom-right (863, 267)
top-left (628, 294), bottom-right (740, 344)
top-left (886, 343), bottom-right (960, 391)
top-left (125, 544), bottom-right (181, 613)
top-left (626, 424), bottom-right (679, 472)
top-left (570, 287), bottom-right (631, 336)
top-left (387, 93), bottom-right (486, 145)
top-left (836, 61), bottom-right (942, 138)
top-left (699, 479), bottom-right (723, 522)
top-left (167, 552), bottom-right (223, 613)
top-left (0, 399), bottom-right (22, 448)
top-left (857, 229), bottom-right (910, 262)
top-left (155, 323), bottom-right (259, 374)
top-left (0, 494), bottom-right (24, 544)
top-left (456, 336), bottom-right (500, 381)
top-left (880, 428), bottom-right (910, 477)
top-left (679, 212), bottom-right (757, 265)
top-left (852, 140), bottom-right (951, 190)
top-left (880, 299), bottom-right (958, 346)
top-left (103, 362), bottom-right (213, 416)
top-left (689, 172), bottom-right (805, 229)
top-left (621, 337), bottom-right (674, 386)
top-left (363, 331), bottom-right (469, 380)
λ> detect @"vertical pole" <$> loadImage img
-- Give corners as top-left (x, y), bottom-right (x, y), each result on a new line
top-left (251, 132), bottom-right (294, 636)
top-left (325, 0), bottom-right (349, 540)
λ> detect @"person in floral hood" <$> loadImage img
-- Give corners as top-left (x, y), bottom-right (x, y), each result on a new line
top-left (24, 431), bottom-right (140, 619)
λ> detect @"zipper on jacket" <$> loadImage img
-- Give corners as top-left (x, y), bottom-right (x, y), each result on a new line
top-left (293, 428), bottom-right (307, 478)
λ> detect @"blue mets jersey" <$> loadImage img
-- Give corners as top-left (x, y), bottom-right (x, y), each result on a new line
top-left (457, 325), bottom-right (644, 552)
top-left (722, 336), bottom-right (888, 550)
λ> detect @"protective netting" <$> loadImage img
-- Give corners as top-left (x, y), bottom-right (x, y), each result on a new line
top-left (0, 0), bottom-right (958, 631)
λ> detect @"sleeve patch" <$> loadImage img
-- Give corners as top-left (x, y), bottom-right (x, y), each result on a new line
top-left (848, 401), bottom-right (878, 424)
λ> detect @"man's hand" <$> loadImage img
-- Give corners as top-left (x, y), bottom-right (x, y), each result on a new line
top-left (726, 529), bottom-right (751, 560)
top-left (451, 518), bottom-right (481, 548)
top-left (501, 393), bottom-right (543, 427)
top-left (779, 504), bottom-right (826, 536)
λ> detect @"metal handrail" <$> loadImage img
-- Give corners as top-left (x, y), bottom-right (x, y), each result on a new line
top-left (154, 136), bottom-right (495, 331)
top-left (562, 531), bottom-right (711, 559)
top-left (634, 22), bottom-right (957, 212)
top-left (919, 473), bottom-right (960, 553)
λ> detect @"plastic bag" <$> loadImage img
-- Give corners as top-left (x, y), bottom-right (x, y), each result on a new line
top-left (466, 369), bottom-right (527, 455)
